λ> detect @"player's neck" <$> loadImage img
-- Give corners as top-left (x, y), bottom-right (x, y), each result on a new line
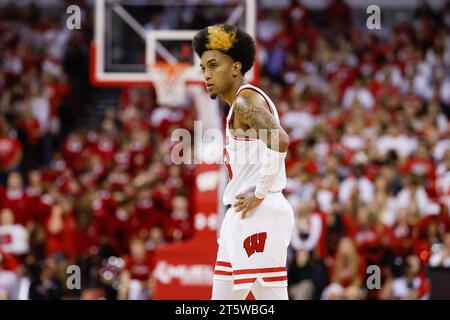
top-left (222, 76), bottom-right (245, 106)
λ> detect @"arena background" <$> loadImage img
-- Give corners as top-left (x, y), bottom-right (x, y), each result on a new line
top-left (0, 0), bottom-right (450, 300)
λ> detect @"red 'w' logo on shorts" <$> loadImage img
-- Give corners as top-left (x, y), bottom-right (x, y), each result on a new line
top-left (243, 232), bottom-right (267, 257)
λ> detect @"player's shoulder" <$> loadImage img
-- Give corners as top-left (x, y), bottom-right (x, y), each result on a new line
top-left (235, 84), bottom-right (270, 111)
top-left (237, 83), bottom-right (265, 98)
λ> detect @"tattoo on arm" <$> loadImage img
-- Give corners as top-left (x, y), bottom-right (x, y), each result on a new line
top-left (234, 95), bottom-right (278, 131)
top-left (233, 94), bottom-right (288, 151)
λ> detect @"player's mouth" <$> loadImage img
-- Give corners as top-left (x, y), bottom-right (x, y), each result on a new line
top-left (206, 83), bottom-right (214, 90)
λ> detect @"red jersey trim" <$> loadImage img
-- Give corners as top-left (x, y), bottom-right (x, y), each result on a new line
top-left (215, 261), bottom-right (232, 268)
top-left (233, 266), bottom-right (286, 275)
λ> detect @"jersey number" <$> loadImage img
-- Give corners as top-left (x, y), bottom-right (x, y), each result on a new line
top-left (243, 232), bottom-right (267, 257)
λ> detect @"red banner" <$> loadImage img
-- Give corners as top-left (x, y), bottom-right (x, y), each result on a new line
top-left (153, 164), bottom-right (220, 299)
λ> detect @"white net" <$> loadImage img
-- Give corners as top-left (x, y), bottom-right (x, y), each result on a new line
top-left (151, 63), bottom-right (195, 107)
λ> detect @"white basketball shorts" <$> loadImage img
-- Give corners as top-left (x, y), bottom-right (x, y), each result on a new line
top-left (213, 192), bottom-right (294, 290)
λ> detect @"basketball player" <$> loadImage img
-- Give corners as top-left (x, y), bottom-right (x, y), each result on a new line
top-left (193, 24), bottom-right (294, 300)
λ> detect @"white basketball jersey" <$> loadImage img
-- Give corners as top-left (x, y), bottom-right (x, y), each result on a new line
top-left (223, 83), bottom-right (287, 206)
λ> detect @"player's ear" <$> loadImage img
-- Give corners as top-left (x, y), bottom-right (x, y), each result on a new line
top-left (232, 61), bottom-right (242, 77)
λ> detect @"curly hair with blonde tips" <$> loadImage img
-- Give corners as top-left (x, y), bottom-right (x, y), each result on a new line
top-left (206, 25), bottom-right (236, 52)
top-left (193, 24), bottom-right (256, 75)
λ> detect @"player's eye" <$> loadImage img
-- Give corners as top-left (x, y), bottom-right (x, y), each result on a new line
top-left (211, 63), bottom-right (218, 69)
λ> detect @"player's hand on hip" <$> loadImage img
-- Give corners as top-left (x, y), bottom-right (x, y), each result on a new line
top-left (233, 192), bottom-right (263, 219)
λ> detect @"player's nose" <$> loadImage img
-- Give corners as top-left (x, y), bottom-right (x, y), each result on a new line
top-left (204, 69), bottom-right (211, 81)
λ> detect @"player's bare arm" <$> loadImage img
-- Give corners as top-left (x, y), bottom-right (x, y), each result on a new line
top-left (232, 90), bottom-right (289, 152)
top-left (233, 90), bottom-right (289, 218)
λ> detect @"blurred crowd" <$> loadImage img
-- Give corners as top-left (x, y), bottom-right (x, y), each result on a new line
top-left (259, 0), bottom-right (450, 300)
top-left (1, 0), bottom-right (450, 300)
top-left (0, 1), bottom-right (196, 300)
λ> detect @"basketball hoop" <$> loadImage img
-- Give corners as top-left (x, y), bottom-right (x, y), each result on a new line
top-left (151, 62), bottom-right (194, 107)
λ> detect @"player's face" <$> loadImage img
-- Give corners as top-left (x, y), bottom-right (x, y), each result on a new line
top-left (200, 50), bottom-right (236, 99)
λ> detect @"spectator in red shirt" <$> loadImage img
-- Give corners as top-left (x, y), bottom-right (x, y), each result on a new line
top-left (388, 206), bottom-right (417, 258)
top-left (61, 132), bottom-right (85, 172)
top-left (401, 142), bottom-right (436, 182)
top-left (325, 0), bottom-right (352, 33)
top-left (321, 237), bottom-right (366, 300)
top-left (134, 187), bottom-right (161, 238)
top-left (25, 170), bottom-right (43, 200)
top-left (2, 172), bottom-right (29, 226)
top-left (74, 212), bottom-right (99, 258)
top-left (25, 170), bottom-right (46, 227)
top-left (45, 197), bottom-right (77, 260)
top-left (0, 117), bottom-right (22, 184)
top-left (162, 194), bottom-right (194, 242)
top-left (413, 218), bottom-right (442, 262)
top-left (18, 98), bottom-right (42, 172)
top-left (92, 133), bottom-right (116, 166)
top-left (129, 129), bottom-right (152, 174)
top-left (352, 205), bottom-right (385, 265)
top-left (0, 251), bottom-right (20, 299)
top-left (118, 236), bottom-right (155, 300)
